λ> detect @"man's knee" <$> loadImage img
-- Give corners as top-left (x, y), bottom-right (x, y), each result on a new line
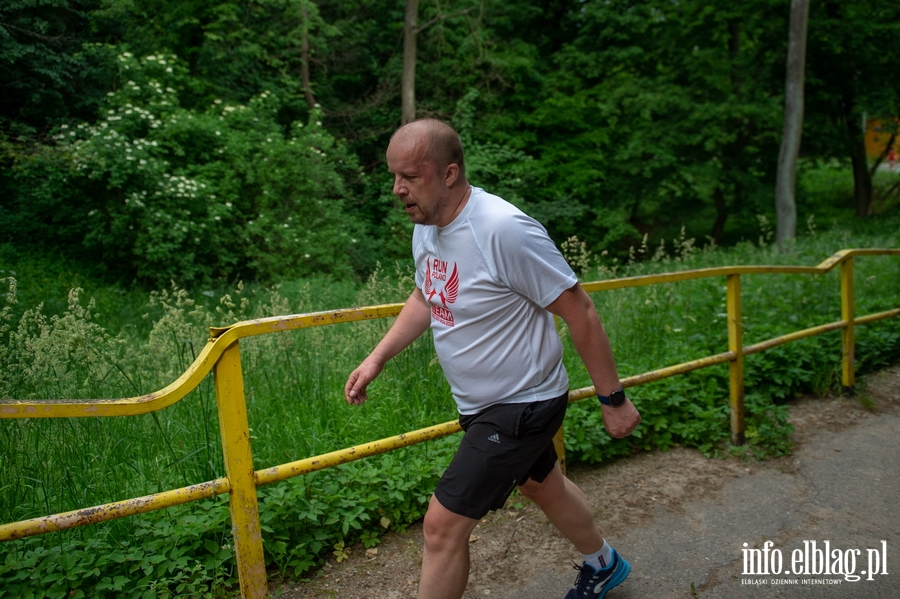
top-left (518, 477), bottom-right (553, 505)
top-left (422, 495), bottom-right (478, 549)
top-left (518, 463), bottom-right (565, 505)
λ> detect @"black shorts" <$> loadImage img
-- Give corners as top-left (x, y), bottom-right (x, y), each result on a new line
top-left (434, 391), bottom-right (569, 520)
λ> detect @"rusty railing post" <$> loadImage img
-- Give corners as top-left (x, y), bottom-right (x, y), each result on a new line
top-left (841, 256), bottom-right (855, 392)
top-left (552, 314), bottom-right (568, 475)
top-left (553, 424), bottom-right (567, 476)
top-left (726, 274), bottom-right (745, 445)
top-left (214, 341), bottom-right (267, 598)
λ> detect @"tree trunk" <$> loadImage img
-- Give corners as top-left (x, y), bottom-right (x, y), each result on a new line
top-left (711, 187), bottom-right (728, 243)
top-left (300, 2), bottom-right (316, 111)
top-left (850, 135), bottom-right (874, 216)
top-left (712, 19), bottom-right (741, 244)
top-left (728, 20), bottom-right (741, 93)
top-left (401, 0), bottom-right (419, 125)
top-left (775, 0), bottom-right (809, 251)
top-left (841, 102), bottom-right (876, 217)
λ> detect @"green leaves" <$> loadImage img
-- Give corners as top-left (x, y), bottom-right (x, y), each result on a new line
top-left (15, 50), bottom-right (367, 286)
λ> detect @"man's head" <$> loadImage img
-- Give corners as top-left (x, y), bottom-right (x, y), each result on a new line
top-left (386, 119), bottom-right (469, 226)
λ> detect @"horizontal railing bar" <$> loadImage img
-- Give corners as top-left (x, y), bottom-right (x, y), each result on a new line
top-left (209, 303), bottom-right (405, 340)
top-left (582, 266), bottom-right (819, 292)
top-left (856, 307), bottom-right (900, 325)
top-left (622, 352), bottom-right (737, 386)
top-left (0, 422), bottom-right (467, 542)
top-left (565, 352), bottom-right (736, 403)
top-left (0, 306), bottom-right (407, 419)
top-left (3, 249), bottom-right (897, 420)
top-left (744, 320), bottom-right (847, 355)
top-left (580, 248), bottom-right (900, 293)
top-left (255, 420), bottom-right (462, 486)
top-left (0, 338), bottom-right (223, 418)
top-left (0, 478), bottom-right (231, 542)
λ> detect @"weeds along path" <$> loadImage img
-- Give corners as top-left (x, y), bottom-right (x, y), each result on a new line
top-left (274, 364), bottom-right (900, 599)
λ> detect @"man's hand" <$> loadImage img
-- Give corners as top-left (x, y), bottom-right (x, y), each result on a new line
top-left (343, 287), bottom-right (432, 406)
top-left (547, 285), bottom-right (640, 438)
top-left (344, 358), bottom-right (384, 405)
top-left (601, 398), bottom-right (641, 438)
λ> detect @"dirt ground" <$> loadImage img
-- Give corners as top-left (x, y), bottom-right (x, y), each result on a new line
top-left (273, 365), bottom-right (900, 599)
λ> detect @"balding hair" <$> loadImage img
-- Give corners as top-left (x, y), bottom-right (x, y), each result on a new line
top-left (392, 118), bottom-right (466, 179)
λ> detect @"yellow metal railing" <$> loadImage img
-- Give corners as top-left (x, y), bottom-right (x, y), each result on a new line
top-left (1, 248), bottom-right (898, 598)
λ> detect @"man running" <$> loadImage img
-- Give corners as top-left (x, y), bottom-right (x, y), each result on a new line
top-left (345, 118), bottom-right (641, 599)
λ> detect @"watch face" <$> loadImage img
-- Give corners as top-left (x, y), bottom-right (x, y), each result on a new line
top-left (609, 390), bottom-right (626, 406)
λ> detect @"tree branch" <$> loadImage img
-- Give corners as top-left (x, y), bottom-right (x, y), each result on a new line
top-left (300, 4), bottom-right (317, 111)
top-left (416, 6), bottom-right (475, 34)
top-left (869, 131), bottom-right (896, 179)
top-left (873, 178), bottom-right (900, 214)
top-left (0, 22), bottom-right (68, 47)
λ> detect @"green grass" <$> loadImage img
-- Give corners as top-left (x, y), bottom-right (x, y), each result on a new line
top-left (0, 168), bottom-right (899, 597)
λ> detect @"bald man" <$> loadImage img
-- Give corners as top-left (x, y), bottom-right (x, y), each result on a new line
top-left (345, 119), bottom-right (641, 599)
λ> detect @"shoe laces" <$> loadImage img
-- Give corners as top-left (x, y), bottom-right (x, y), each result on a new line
top-left (571, 562), bottom-right (606, 597)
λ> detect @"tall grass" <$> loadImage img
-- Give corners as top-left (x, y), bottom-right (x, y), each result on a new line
top-left (0, 204), bottom-right (898, 597)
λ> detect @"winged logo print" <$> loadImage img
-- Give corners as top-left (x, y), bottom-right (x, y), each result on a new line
top-left (424, 266), bottom-right (437, 302)
top-left (437, 264), bottom-right (459, 306)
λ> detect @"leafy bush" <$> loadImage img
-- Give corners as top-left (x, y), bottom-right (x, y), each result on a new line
top-left (0, 501), bottom-right (235, 599)
top-left (4, 50), bottom-right (365, 286)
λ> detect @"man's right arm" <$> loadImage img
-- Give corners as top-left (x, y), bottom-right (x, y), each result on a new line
top-left (344, 287), bottom-right (432, 405)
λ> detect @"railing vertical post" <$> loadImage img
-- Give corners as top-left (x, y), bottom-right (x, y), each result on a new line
top-left (553, 424), bottom-right (567, 476)
top-left (214, 341), bottom-right (267, 599)
top-left (841, 257), bottom-right (855, 391)
top-left (552, 314), bottom-right (568, 475)
top-left (726, 274), bottom-right (745, 445)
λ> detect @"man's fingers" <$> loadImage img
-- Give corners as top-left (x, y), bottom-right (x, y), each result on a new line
top-left (344, 373), bottom-right (357, 400)
top-left (345, 369), bottom-right (374, 405)
top-left (602, 401), bottom-right (641, 438)
top-left (345, 372), bottom-right (365, 404)
top-left (345, 361), bottom-right (385, 405)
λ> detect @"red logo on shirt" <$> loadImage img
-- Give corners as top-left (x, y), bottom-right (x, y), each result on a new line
top-left (424, 257), bottom-right (458, 326)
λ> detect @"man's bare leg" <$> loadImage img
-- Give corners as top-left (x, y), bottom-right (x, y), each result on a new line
top-left (518, 462), bottom-right (604, 554)
top-left (417, 495), bottom-right (480, 599)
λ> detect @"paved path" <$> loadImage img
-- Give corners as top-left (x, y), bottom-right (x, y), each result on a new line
top-left (494, 397), bottom-right (900, 598)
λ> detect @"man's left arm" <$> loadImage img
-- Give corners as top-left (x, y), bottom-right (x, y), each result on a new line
top-left (545, 283), bottom-right (641, 438)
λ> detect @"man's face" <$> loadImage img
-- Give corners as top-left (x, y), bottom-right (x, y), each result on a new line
top-left (386, 133), bottom-right (449, 226)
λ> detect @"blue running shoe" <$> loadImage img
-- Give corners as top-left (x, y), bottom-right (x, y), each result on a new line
top-left (563, 549), bottom-right (631, 598)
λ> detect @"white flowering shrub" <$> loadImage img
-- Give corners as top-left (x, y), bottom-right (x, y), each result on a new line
top-left (43, 51), bottom-right (362, 284)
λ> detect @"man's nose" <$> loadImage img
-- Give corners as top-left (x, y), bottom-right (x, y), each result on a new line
top-left (393, 176), bottom-right (406, 197)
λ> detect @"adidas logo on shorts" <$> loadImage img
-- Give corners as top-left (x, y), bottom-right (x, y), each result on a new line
top-left (488, 433), bottom-right (500, 444)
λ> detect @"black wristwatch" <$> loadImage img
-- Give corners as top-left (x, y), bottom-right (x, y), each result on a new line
top-left (597, 386), bottom-right (626, 407)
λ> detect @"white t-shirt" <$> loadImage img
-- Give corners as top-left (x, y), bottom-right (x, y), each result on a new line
top-left (413, 188), bottom-right (578, 415)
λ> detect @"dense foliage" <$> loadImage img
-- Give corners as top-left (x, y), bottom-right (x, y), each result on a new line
top-left (0, 213), bottom-right (898, 597)
top-left (2, 0), bottom-right (899, 286)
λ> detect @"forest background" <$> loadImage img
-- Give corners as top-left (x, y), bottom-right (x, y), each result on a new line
top-left (2, 0), bottom-right (900, 287)
top-left (2, 1), bottom-right (900, 597)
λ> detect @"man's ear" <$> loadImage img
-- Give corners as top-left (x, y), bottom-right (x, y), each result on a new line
top-left (444, 163), bottom-right (460, 188)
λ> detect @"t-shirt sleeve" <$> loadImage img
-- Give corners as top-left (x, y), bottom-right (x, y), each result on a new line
top-left (413, 225), bottom-right (425, 290)
top-left (490, 212), bottom-right (578, 308)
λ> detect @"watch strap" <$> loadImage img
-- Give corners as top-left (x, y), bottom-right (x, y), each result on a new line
top-left (597, 386), bottom-right (625, 406)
